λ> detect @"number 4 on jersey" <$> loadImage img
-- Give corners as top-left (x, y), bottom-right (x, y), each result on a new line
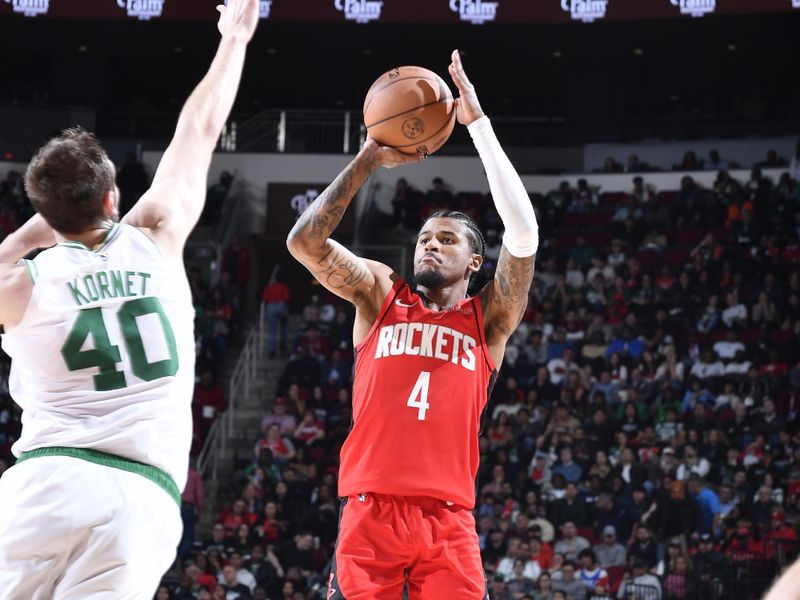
top-left (407, 371), bottom-right (431, 421)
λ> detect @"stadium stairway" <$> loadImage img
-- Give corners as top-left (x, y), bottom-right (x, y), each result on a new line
top-left (195, 313), bottom-right (305, 539)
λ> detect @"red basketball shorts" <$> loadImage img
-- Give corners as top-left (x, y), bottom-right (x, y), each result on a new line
top-left (327, 493), bottom-right (488, 600)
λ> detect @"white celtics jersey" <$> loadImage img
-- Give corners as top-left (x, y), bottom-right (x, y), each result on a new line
top-left (1, 223), bottom-right (195, 490)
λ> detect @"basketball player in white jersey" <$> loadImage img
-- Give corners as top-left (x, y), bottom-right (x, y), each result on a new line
top-left (0, 1), bottom-right (259, 598)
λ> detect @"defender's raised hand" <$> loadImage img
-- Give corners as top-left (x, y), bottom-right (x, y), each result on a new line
top-left (217, 0), bottom-right (260, 44)
top-left (448, 49), bottom-right (485, 126)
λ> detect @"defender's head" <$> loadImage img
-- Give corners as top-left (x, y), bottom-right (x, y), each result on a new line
top-left (25, 127), bottom-right (118, 235)
top-left (414, 210), bottom-right (484, 291)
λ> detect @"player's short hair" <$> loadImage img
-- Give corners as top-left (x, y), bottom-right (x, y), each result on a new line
top-left (423, 210), bottom-right (486, 257)
top-left (25, 127), bottom-right (116, 234)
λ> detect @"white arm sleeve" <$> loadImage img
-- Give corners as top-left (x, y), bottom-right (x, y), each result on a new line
top-left (468, 116), bottom-right (539, 258)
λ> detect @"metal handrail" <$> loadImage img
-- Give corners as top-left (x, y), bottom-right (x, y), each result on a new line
top-left (197, 323), bottom-right (265, 481)
top-left (197, 416), bottom-right (221, 481)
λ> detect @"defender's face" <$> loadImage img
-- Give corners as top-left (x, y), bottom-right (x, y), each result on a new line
top-left (414, 218), bottom-right (481, 289)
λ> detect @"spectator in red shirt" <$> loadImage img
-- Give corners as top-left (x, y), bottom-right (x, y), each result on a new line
top-left (530, 529), bottom-right (554, 570)
top-left (194, 370), bottom-right (228, 444)
top-left (254, 423), bottom-right (296, 465)
top-left (262, 272), bottom-right (291, 358)
top-left (223, 235), bottom-right (252, 286)
top-left (765, 510), bottom-right (799, 560)
top-left (293, 409), bottom-right (325, 447)
top-left (218, 499), bottom-right (257, 536)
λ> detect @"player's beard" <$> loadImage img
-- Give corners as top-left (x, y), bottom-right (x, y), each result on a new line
top-left (414, 266), bottom-right (447, 290)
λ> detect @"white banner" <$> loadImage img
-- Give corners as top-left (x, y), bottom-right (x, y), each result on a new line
top-left (670, 0), bottom-right (715, 18)
top-left (449, 0), bottom-right (500, 25)
top-left (260, 0), bottom-right (271, 18)
top-left (4, 0), bottom-right (49, 17)
top-left (116, 0), bottom-right (165, 21)
top-left (334, 0), bottom-right (383, 24)
top-left (561, 0), bottom-right (608, 23)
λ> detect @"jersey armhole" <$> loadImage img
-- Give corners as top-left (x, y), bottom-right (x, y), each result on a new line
top-left (471, 295), bottom-right (497, 374)
top-left (132, 226), bottom-right (164, 258)
top-left (18, 259), bottom-right (38, 284)
top-left (353, 277), bottom-right (405, 354)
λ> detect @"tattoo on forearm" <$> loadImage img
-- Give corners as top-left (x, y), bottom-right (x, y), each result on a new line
top-left (307, 205), bottom-right (344, 241)
top-left (292, 159), bottom-right (371, 244)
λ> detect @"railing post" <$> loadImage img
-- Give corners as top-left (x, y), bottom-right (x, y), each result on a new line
top-left (259, 302), bottom-right (265, 358)
top-left (277, 110), bottom-right (287, 153)
top-left (343, 111), bottom-right (351, 154)
top-left (228, 377), bottom-right (235, 437)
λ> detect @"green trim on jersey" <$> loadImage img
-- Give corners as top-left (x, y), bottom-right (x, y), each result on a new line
top-left (58, 223), bottom-right (122, 253)
top-left (16, 446), bottom-right (180, 507)
top-left (20, 259), bottom-right (38, 284)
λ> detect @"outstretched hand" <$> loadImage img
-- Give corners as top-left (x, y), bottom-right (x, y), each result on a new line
top-left (448, 49), bottom-right (485, 126)
top-left (361, 138), bottom-right (426, 170)
top-left (217, 0), bottom-right (260, 44)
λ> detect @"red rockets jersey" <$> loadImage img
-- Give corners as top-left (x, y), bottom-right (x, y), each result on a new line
top-left (339, 279), bottom-right (497, 509)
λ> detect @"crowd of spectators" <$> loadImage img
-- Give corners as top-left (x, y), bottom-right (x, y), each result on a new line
top-left (156, 157), bottom-right (800, 600)
top-left (595, 142), bottom-right (800, 176)
top-left (6, 142), bottom-right (800, 599)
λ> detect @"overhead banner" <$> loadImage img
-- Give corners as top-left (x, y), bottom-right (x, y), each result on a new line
top-left (1, 0), bottom-right (796, 22)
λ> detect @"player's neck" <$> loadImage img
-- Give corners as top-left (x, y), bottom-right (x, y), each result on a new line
top-left (54, 218), bottom-right (118, 250)
top-left (416, 283), bottom-right (469, 311)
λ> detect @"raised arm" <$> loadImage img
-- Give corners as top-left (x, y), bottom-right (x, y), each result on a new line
top-left (286, 140), bottom-right (421, 325)
top-left (0, 214), bottom-right (57, 329)
top-left (447, 50), bottom-right (538, 366)
top-left (0, 214), bottom-right (55, 266)
top-left (121, 0), bottom-right (259, 256)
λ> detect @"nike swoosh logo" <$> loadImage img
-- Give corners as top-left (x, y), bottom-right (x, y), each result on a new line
top-left (395, 299), bottom-right (418, 308)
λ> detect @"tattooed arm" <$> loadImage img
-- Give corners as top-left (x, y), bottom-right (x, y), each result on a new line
top-left (287, 139), bottom-right (422, 335)
top-left (479, 249), bottom-right (536, 366)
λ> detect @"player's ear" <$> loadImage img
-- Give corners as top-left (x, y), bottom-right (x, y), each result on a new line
top-left (467, 253), bottom-right (483, 276)
top-left (102, 187), bottom-right (120, 219)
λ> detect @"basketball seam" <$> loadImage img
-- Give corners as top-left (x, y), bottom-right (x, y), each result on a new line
top-left (365, 98), bottom-right (453, 131)
top-left (391, 109), bottom-right (456, 150)
top-left (364, 76), bottom-right (450, 115)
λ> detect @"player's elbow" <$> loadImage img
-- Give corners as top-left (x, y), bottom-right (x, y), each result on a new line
top-left (286, 231), bottom-right (311, 261)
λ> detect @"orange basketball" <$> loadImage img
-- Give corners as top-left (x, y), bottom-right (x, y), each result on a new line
top-left (363, 66), bottom-right (456, 155)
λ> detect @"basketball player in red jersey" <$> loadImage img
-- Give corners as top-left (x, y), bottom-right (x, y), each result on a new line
top-left (287, 50), bottom-right (539, 600)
